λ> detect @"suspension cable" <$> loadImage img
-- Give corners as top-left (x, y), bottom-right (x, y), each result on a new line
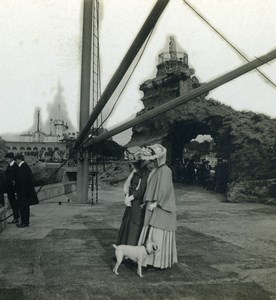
top-left (183, 0), bottom-right (276, 88)
top-left (79, 28), bottom-right (154, 149)
top-left (100, 28), bottom-right (154, 127)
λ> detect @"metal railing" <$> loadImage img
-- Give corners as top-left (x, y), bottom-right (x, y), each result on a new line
top-left (158, 52), bottom-right (188, 64)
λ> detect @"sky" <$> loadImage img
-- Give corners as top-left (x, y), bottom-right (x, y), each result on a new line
top-left (0, 0), bottom-right (276, 145)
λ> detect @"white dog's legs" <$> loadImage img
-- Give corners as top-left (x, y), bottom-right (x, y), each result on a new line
top-left (113, 253), bottom-right (123, 275)
top-left (137, 262), bottom-right (143, 277)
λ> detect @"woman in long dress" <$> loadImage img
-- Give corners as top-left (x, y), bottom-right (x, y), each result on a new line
top-left (138, 144), bottom-right (177, 269)
top-left (116, 147), bottom-right (150, 246)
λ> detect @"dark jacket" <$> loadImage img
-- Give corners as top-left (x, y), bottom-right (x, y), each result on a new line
top-left (4, 162), bottom-right (18, 193)
top-left (117, 165), bottom-right (150, 246)
top-left (16, 162), bottom-right (39, 207)
top-left (129, 167), bottom-right (151, 205)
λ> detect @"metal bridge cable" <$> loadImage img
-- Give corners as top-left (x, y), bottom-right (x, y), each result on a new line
top-left (99, 29), bottom-right (154, 128)
top-left (97, 0), bottom-right (102, 126)
top-left (183, 0), bottom-right (276, 88)
top-left (35, 158), bottom-right (71, 194)
top-left (73, 0), bottom-right (169, 151)
top-left (78, 28), bottom-right (154, 149)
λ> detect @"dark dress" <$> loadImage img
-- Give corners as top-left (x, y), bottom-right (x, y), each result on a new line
top-left (16, 162), bottom-right (39, 225)
top-left (117, 166), bottom-right (150, 246)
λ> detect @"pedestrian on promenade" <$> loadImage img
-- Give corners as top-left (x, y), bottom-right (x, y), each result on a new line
top-left (138, 144), bottom-right (177, 269)
top-left (15, 153), bottom-right (39, 228)
top-left (116, 147), bottom-right (151, 246)
top-left (215, 158), bottom-right (229, 194)
top-left (0, 171), bottom-right (5, 207)
top-left (4, 152), bottom-right (20, 224)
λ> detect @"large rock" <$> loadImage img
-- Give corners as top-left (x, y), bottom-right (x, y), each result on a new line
top-left (128, 52), bottom-right (276, 203)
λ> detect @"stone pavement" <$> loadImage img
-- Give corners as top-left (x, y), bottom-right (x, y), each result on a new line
top-left (0, 184), bottom-right (276, 300)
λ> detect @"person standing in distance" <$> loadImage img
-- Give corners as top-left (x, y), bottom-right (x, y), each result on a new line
top-left (4, 152), bottom-right (20, 224)
top-left (15, 154), bottom-right (39, 228)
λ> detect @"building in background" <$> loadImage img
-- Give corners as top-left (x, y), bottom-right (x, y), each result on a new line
top-left (5, 108), bottom-right (77, 161)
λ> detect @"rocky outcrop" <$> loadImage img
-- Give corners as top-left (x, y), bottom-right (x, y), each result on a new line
top-left (128, 53), bottom-right (276, 203)
top-left (98, 162), bottom-right (130, 186)
top-left (227, 179), bottom-right (276, 204)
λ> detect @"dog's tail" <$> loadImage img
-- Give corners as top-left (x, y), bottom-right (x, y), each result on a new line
top-left (112, 244), bottom-right (118, 249)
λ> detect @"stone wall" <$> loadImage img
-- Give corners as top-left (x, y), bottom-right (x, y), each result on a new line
top-left (0, 182), bottom-right (77, 233)
top-left (35, 182), bottom-right (77, 202)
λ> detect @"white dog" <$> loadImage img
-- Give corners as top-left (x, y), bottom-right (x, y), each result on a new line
top-left (112, 242), bottom-right (159, 277)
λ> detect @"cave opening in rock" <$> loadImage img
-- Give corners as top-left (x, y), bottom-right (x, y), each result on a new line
top-left (165, 120), bottom-right (220, 164)
top-left (164, 120), bottom-right (230, 194)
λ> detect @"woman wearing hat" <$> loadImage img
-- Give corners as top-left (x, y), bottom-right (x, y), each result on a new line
top-left (116, 147), bottom-right (151, 246)
top-left (138, 144), bottom-right (177, 269)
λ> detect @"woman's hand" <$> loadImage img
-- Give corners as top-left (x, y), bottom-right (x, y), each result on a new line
top-left (148, 202), bottom-right (157, 211)
top-left (124, 194), bottom-right (133, 207)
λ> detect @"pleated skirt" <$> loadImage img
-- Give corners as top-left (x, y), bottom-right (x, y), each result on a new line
top-left (138, 225), bottom-right (177, 269)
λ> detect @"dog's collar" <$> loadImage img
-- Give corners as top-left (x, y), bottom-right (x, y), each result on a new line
top-left (144, 244), bottom-right (150, 255)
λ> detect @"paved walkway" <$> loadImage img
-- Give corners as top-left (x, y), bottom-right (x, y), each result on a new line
top-left (0, 184), bottom-right (276, 300)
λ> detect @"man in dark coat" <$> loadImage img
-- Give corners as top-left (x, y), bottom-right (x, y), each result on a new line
top-left (4, 152), bottom-right (20, 223)
top-left (0, 172), bottom-right (5, 207)
top-left (15, 153), bottom-right (39, 228)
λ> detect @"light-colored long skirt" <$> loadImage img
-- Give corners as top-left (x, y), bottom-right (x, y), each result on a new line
top-left (138, 225), bottom-right (177, 269)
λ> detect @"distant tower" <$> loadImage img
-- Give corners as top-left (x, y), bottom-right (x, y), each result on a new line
top-left (54, 104), bottom-right (68, 138)
top-left (130, 38), bottom-right (202, 163)
top-left (158, 37), bottom-right (189, 75)
top-left (33, 109), bottom-right (46, 142)
top-left (37, 109), bottom-right (41, 132)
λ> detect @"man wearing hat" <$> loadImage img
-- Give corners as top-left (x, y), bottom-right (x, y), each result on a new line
top-left (4, 152), bottom-right (20, 224)
top-left (15, 153), bottom-right (39, 228)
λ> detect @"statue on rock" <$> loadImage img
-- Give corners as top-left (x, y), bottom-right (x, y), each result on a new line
top-left (169, 36), bottom-right (177, 60)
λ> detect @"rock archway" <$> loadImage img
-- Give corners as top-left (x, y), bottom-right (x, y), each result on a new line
top-left (127, 46), bottom-right (276, 203)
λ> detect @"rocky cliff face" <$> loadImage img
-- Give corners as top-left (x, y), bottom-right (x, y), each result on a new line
top-left (128, 57), bottom-right (276, 203)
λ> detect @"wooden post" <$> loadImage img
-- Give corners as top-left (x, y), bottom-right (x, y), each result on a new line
top-left (77, 0), bottom-right (93, 203)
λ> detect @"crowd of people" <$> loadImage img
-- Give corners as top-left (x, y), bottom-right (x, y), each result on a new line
top-left (0, 152), bottom-right (38, 227)
top-left (172, 157), bottom-right (229, 194)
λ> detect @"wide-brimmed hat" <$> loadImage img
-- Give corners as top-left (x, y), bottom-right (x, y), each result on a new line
top-left (4, 152), bottom-right (15, 159)
top-left (123, 146), bottom-right (144, 162)
top-left (141, 144), bottom-right (167, 161)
